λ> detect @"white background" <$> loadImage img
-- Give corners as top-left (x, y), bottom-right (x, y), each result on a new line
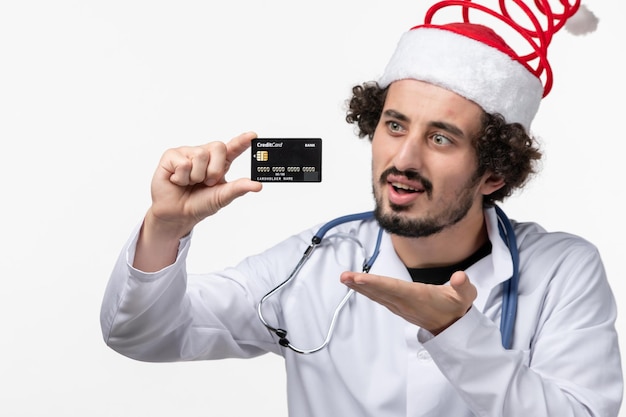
top-left (1, 1), bottom-right (624, 416)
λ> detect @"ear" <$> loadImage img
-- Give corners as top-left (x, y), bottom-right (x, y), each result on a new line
top-left (479, 172), bottom-right (505, 196)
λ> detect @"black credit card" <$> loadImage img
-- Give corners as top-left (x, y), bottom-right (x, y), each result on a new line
top-left (251, 138), bottom-right (322, 182)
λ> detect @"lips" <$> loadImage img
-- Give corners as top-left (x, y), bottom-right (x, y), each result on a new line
top-left (386, 174), bottom-right (426, 205)
top-left (387, 173), bottom-right (425, 192)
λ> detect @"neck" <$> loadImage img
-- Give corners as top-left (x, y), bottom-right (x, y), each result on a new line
top-left (390, 205), bottom-right (489, 268)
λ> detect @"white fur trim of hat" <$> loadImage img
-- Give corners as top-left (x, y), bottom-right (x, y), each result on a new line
top-left (379, 26), bottom-right (542, 131)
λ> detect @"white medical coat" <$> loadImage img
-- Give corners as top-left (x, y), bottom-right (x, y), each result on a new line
top-left (100, 207), bottom-right (623, 416)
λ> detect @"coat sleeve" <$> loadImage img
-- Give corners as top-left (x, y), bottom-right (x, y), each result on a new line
top-left (99, 224), bottom-right (289, 362)
top-left (419, 238), bottom-right (623, 417)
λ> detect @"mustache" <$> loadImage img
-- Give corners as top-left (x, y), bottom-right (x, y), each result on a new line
top-left (379, 167), bottom-right (433, 195)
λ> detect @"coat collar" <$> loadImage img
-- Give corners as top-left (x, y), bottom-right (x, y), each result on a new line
top-left (468, 206), bottom-right (514, 310)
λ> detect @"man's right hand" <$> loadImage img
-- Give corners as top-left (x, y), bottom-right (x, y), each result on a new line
top-left (133, 131), bottom-right (262, 271)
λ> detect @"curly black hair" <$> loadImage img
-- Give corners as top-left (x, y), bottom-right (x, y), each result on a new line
top-left (345, 82), bottom-right (542, 204)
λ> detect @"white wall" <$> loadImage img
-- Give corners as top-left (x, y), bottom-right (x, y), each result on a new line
top-left (1, 1), bottom-right (623, 416)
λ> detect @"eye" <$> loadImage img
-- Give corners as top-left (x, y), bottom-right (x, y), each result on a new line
top-left (432, 133), bottom-right (452, 145)
top-left (386, 121), bottom-right (405, 133)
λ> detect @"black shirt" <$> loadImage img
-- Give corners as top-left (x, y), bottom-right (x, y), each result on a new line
top-left (406, 241), bottom-right (492, 285)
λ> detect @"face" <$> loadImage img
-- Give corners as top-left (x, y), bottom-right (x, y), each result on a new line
top-left (372, 79), bottom-right (496, 238)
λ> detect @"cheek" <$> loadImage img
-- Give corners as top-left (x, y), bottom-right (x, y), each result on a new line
top-left (371, 132), bottom-right (394, 166)
top-left (428, 161), bottom-right (472, 188)
top-left (370, 137), bottom-right (383, 168)
top-left (438, 167), bottom-right (484, 198)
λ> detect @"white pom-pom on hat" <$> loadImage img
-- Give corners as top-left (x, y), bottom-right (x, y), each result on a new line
top-left (565, 4), bottom-right (599, 35)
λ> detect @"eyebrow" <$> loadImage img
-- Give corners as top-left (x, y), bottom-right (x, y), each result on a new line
top-left (382, 109), bottom-right (467, 138)
top-left (382, 109), bottom-right (410, 123)
top-left (430, 121), bottom-right (465, 138)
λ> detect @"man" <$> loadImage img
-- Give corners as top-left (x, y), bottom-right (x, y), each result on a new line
top-left (100, 1), bottom-right (623, 415)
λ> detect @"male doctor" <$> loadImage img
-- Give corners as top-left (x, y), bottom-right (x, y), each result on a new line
top-left (101, 1), bottom-right (623, 416)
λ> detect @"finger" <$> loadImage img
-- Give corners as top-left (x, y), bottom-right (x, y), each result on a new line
top-left (160, 148), bottom-right (195, 186)
top-left (225, 131), bottom-right (257, 162)
top-left (340, 270), bottom-right (367, 286)
top-left (340, 271), bottom-right (407, 305)
top-left (341, 271), bottom-right (406, 294)
top-left (197, 133), bottom-right (256, 186)
top-left (202, 142), bottom-right (228, 186)
top-left (449, 271), bottom-right (477, 303)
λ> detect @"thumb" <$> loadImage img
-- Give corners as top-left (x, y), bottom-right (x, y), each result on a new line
top-left (450, 271), bottom-right (477, 303)
top-left (214, 178), bottom-right (263, 210)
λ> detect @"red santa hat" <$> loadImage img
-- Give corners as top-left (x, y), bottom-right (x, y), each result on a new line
top-left (378, 1), bottom-right (598, 132)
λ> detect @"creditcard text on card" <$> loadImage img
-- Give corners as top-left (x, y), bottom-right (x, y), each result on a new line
top-left (251, 138), bottom-right (322, 183)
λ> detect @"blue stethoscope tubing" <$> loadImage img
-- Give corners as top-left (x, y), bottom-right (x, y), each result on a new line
top-left (317, 207), bottom-right (519, 348)
top-left (257, 206), bottom-right (519, 352)
top-left (494, 205), bottom-right (520, 349)
top-left (312, 211), bottom-right (384, 272)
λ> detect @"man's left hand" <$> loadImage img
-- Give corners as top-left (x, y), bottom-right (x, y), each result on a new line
top-left (340, 270), bottom-right (477, 335)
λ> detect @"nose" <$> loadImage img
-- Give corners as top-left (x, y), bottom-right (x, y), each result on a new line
top-left (392, 135), bottom-right (423, 173)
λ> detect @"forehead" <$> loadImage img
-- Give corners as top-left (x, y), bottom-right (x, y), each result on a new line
top-left (383, 79), bottom-right (484, 135)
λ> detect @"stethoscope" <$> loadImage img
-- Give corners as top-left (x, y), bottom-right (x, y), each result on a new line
top-left (257, 205), bottom-right (519, 354)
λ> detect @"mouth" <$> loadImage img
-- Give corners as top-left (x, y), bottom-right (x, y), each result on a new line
top-left (385, 178), bottom-right (428, 207)
top-left (379, 168), bottom-right (433, 205)
top-left (390, 181), bottom-right (424, 194)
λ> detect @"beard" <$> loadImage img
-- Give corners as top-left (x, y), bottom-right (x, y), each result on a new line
top-left (373, 167), bottom-right (481, 238)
